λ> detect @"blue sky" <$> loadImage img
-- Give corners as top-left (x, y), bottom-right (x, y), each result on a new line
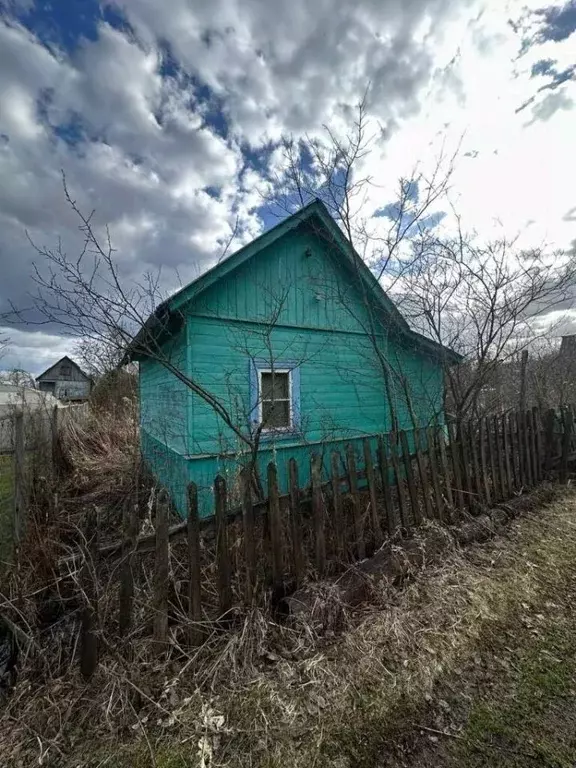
top-left (0, 0), bottom-right (575, 372)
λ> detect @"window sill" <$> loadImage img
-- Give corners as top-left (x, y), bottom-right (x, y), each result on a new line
top-left (257, 428), bottom-right (303, 442)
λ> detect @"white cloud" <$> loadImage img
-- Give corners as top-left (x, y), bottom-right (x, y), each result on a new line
top-left (0, 327), bottom-right (76, 375)
top-left (0, 0), bottom-right (575, 371)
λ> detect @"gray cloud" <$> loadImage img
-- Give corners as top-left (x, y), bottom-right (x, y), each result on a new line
top-left (0, 0), bottom-right (476, 372)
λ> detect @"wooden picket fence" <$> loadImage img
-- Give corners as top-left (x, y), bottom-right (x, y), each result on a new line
top-left (78, 405), bottom-right (575, 677)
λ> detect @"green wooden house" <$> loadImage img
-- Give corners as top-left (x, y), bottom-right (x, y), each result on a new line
top-left (128, 199), bottom-right (459, 517)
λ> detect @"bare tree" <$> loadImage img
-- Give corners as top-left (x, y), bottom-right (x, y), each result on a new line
top-left (6, 176), bottom-right (331, 496)
top-left (0, 367), bottom-right (35, 388)
top-left (269, 95), bottom-right (457, 431)
top-left (396, 228), bottom-right (576, 419)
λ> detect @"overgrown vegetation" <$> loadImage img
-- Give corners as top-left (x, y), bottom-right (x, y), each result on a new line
top-left (2, 478), bottom-right (576, 766)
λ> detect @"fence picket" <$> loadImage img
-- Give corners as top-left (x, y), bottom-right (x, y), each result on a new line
top-left (346, 444), bottom-right (365, 559)
top-left (311, 454), bottom-right (326, 574)
top-left (288, 458), bottom-right (304, 583)
top-left (493, 415), bottom-right (506, 501)
top-left (400, 430), bottom-right (421, 525)
top-left (486, 417), bottom-right (498, 502)
top-left (267, 462), bottom-right (283, 590)
top-left (560, 408), bottom-right (573, 484)
top-left (468, 421), bottom-right (483, 506)
top-left (528, 409), bottom-right (539, 484)
top-left (437, 428), bottom-right (454, 510)
top-left (363, 438), bottom-right (383, 545)
top-left (330, 451), bottom-right (346, 559)
top-left (458, 422), bottom-right (473, 510)
top-left (214, 475), bottom-right (232, 617)
top-left (501, 413), bottom-right (512, 498)
top-left (524, 410), bottom-right (534, 487)
top-left (427, 426), bottom-right (444, 521)
top-left (478, 418), bottom-right (491, 506)
top-left (544, 409), bottom-right (556, 474)
top-left (532, 408), bottom-right (542, 482)
top-left (153, 491), bottom-right (170, 651)
top-left (449, 423), bottom-right (465, 514)
top-left (414, 428), bottom-right (433, 519)
top-left (389, 432), bottom-right (409, 529)
top-left (241, 469), bottom-right (257, 602)
top-left (187, 483), bottom-right (203, 645)
top-left (377, 436), bottom-right (395, 536)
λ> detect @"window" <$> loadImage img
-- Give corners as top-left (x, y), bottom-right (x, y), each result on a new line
top-left (259, 370), bottom-right (291, 429)
top-left (250, 360), bottom-right (301, 435)
top-left (60, 363), bottom-right (72, 380)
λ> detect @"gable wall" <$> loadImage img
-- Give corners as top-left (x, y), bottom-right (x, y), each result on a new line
top-left (190, 224), bottom-right (379, 334)
top-left (140, 222), bottom-right (446, 516)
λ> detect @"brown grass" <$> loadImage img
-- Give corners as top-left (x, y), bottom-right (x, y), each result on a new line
top-left (1, 484), bottom-right (576, 767)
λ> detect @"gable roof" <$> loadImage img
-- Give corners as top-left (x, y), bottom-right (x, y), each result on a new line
top-left (125, 199), bottom-right (461, 364)
top-left (36, 356), bottom-right (91, 382)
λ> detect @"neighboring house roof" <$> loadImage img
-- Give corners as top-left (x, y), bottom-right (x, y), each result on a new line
top-left (125, 199), bottom-right (461, 364)
top-left (36, 355), bottom-right (92, 382)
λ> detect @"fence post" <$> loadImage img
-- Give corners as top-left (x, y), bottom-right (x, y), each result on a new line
top-left (363, 438), bottom-right (383, 545)
top-left (560, 408), bottom-right (573, 484)
top-left (523, 410), bottom-right (534, 487)
top-left (330, 451), bottom-right (346, 560)
top-left (377, 436), bottom-right (394, 536)
top-left (187, 483), bottom-right (203, 645)
top-left (346, 444), bottom-right (365, 559)
top-left (13, 411), bottom-right (25, 547)
top-left (153, 490), bottom-right (170, 651)
top-left (288, 458), bottom-right (305, 583)
top-left (413, 428), bottom-right (433, 519)
top-left (214, 475), bottom-right (232, 617)
top-left (400, 430), bottom-right (421, 526)
top-left (80, 508), bottom-right (99, 680)
top-left (267, 462), bottom-right (283, 590)
top-left (311, 454), bottom-right (326, 574)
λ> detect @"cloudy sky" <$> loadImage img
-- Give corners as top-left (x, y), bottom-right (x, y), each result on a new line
top-left (0, 0), bottom-right (575, 374)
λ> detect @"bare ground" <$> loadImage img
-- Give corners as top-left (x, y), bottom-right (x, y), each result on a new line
top-left (3, 487), bottom-right (576, 767)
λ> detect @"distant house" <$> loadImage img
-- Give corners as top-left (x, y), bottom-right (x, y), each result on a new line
top-left (36, 356), bottom-right (92, 402)
top-left (127, 199), bottom-right (460, 517)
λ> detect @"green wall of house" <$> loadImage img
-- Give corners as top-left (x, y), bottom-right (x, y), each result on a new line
top-left (140, 220), bottom-right (445, 517)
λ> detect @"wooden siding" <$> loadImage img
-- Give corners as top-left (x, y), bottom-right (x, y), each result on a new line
top-left (190, 224), bottom-right (379, 333)
top-left (36, 357), bottom-right (89, 383)
top-left (140, 219), bottom-right (446, 517)
top-left (140, 328), bottom-right (190, 455)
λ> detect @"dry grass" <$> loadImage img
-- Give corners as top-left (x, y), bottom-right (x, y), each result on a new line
top-left (2, 485), bottom-right (576, 767)
top-left (59, 399), bottom-right (140, 506)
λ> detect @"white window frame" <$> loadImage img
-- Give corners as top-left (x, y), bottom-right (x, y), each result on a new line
top-left (258, 368), bottom-right (293, 432)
